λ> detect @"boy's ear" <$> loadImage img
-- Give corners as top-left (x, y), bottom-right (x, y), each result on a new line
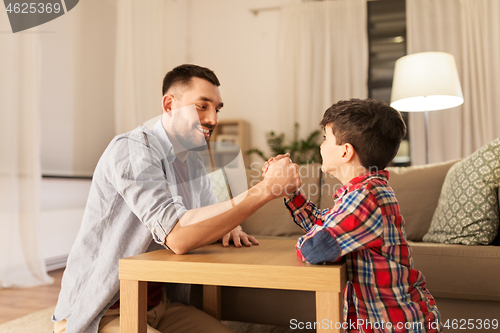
top-left (341, 143), bottom-right (356, 163)
top-left (162, 94), bottom-right (175, 113)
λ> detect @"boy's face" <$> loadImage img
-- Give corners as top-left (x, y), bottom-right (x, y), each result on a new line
top-left (320, 124), bottom-right (345, 176)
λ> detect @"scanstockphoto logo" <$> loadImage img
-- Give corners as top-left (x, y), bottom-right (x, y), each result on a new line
top-left (3, 0), bottom-right (79, 33)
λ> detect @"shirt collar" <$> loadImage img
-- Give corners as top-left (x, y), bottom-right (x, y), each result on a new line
top-left (152, 119), bottom-right (176, 164)
top-left (333, 170), bottom-right (390, 200)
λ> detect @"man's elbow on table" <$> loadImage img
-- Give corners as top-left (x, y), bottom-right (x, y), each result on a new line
top-left (165, 225), bottom-right (191, 255)
top-left (165, 236), bottom-right (191, 255)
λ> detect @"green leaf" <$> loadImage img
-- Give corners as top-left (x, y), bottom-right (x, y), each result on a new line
top-left (246, 123), bottom-right (322, 164)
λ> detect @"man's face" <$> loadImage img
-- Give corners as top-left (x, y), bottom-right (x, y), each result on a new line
top-left (320, 124), bottom-right (345, 176)
top-left (167, 77), bottom-right (223, 151)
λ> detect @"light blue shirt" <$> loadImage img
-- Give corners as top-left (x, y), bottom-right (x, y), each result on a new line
top-left (52, 120), bottom-right (217, 333)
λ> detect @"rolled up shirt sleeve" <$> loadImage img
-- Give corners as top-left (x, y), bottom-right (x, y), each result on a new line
top-left (108, 136), bottom-right (187, 247)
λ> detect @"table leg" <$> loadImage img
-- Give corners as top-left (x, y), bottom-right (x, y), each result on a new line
top-left (316, 291), bottom-right (343, 333)
top-left (120, 279), bottom-right (147, 333)
top-left (203, 285), bottom-right (221, 320)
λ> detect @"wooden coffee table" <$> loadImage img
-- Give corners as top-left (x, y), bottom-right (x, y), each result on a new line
top-left (119, 238), bottom-right (346, 333)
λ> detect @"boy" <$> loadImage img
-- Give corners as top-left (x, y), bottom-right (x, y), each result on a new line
top-left (268, 99), bottom-right (442, 332)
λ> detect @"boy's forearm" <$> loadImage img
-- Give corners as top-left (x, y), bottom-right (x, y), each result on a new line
top-left (165, 181), bottom-right (271, 254)
top-left (285, 191), bottom-right (322, 232)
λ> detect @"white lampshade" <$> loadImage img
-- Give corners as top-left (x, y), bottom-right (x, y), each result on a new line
top-left (390, 52), bottom-right (464, 112)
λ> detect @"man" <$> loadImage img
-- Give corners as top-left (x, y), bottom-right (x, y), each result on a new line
top-left (52, 64), bottom-right (301, 333)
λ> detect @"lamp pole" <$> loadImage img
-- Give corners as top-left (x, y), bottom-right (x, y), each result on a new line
top-left (424, 110), bottom-right (429, 164)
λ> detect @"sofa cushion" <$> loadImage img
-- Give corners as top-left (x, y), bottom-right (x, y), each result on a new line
top-left (425, 298), bottom-right (500, 327)
top-left (409, 241), bottom-right (500, 301)
top-left (242, 163), bottom-right (322, 237)
top-left (424, 138), bottom-right (500, 245)
top-left (319, 161), bottom-right (459, 241)
top-left (385, 160), bottom-right (460, 242)
top-left (240, 198), bottom-right (304, 237)
top-left (319, 172), bottom-right (343, 209)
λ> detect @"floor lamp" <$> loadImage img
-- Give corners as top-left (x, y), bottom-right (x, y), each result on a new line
top-left (390, 52), bottom-right (464, 164)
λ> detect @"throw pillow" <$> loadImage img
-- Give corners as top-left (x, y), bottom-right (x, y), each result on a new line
top-left (494, 188), bottom-right (500, 246)
top-left (423, 138), bottom-right (500, 245)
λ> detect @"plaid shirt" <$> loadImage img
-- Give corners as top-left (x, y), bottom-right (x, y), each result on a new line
top-left (285, 171), bottom-right (442, 333)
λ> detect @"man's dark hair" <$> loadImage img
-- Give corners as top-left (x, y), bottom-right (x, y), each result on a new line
top-left (319, 98), bottom-right (407, 170)
top-left (162, 64), bottom-right (220, 96)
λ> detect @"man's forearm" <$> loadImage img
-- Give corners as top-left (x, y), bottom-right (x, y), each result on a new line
top-left (165, 181), bottom-right (271, 254)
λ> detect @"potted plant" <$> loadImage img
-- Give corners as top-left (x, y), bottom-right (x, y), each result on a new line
top-left (246, 123), bottom-right (321, 165)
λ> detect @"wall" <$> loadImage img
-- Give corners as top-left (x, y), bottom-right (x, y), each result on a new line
top-left (40, 0), bottom-right (295, 176)
top-left (40, 0), bottom-right (116, 177)
top-left (39, 7), bottom-right (77, 176)
top-left (188, 0), bottom-right (298, 168)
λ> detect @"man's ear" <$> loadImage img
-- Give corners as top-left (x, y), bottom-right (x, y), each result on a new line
top-left (162, 94), bottom-right (175, 113)
top-left (341, 143), bottom-right (356, 163)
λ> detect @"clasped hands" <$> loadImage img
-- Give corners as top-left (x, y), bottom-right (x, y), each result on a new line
top-left (220, 153), bottom-right (300, 247)
top-left (261, 153), bottom-right (302, 199)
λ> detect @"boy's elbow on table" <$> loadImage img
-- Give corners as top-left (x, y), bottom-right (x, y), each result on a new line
top-left (296, 231), bottom-right (342, 264)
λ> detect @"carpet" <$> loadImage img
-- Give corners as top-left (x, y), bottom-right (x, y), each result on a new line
top-left (0, 307), bottom-right (313, 333)
top-left (0, 306), bottom-right (55, 333)
top-left (223, 321), bottom-right (314, 333)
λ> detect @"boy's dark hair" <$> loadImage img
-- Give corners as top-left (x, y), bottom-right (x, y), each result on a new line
top-left (320, 98), bottom-right (406, 170)
top-left (162, 64), bottom-right (220, 96)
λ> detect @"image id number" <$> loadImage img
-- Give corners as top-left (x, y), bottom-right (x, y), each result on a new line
top-left (444, 319), bottom-right (498, 330)
top-left (6, 2), bottom-right (62, 14)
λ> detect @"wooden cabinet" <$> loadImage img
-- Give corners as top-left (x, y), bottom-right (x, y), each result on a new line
top-left (210, 119), bottom-right (250, 169)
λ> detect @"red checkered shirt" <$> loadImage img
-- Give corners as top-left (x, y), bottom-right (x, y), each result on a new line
top-left (285, 171), bottom-right (442, 333)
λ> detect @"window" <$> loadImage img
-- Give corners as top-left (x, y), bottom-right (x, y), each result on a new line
top-left (367, 0), bottom-right (410, 165)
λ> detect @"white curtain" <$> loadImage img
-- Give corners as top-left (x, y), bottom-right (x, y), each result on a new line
top-left (0, 18), bottom-right (53, 287)
top-left (115, 0), bottom-right (186, 135)
top-left (407, 0), bottom-right (500, 165)
top-left (279, 0), bottom-right (368, 137)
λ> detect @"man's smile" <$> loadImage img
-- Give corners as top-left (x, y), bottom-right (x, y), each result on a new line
top-left (196, 125), bottom-right (212, 138)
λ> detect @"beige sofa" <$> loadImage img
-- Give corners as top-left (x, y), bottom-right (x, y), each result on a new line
top-left (217, 161), bottom-right (500, 332)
